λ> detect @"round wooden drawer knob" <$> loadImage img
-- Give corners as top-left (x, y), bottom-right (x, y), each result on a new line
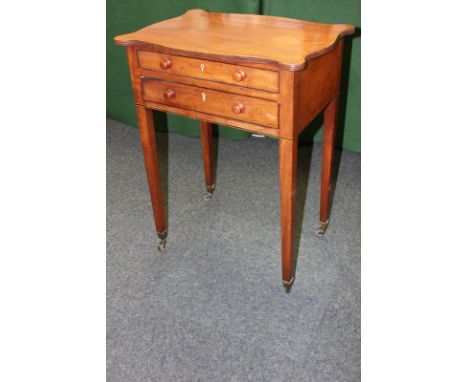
top-left (232, 103), bottom-right (245, 114)
top-left (164, 88), bottom-right (175, 100)
top-left (233, 70), bottom-right (246, 82)
top-left (160, 58), bottom-right (172, 69)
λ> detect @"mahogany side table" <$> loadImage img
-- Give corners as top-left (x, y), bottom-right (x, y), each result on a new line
top-left (115, 9), bottom-right (354, 292)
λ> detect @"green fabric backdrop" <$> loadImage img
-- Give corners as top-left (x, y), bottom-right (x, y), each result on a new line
top-left (106, 0), bottom-right (361, 151)
top-left (263, 0), bottom-right (361, 152)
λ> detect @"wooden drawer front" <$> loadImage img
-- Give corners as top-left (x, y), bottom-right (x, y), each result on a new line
top-left (142, 79), bottom-right (278, 129)
top-left (138, 51), bottom-right (279, 93)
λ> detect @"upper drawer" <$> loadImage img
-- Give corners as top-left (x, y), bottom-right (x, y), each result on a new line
top-left (137, 51), bottom-right (279, 93)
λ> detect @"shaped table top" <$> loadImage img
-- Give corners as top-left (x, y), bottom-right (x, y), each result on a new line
top-left (115, 9), bottom-right (354, 71)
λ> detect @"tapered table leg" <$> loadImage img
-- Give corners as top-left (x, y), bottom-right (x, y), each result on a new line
top-left (136, 105), bottom-right (167, 250)
top-left (279, 138), bottom-right (298, 293)
top-left (316, 96), bottom-right (339, 236)
top-left (200, 121), bottom-right (215, 201)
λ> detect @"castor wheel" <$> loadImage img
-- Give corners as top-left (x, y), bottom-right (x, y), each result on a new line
top-left (156, 230), bottom-right (167, 251)
top-left (282, 277), bottom-right (295, 293)
top-left (204, 184), bottom-right (215, 202)
top-left (157, 239), bottom-right (166, 251)
top-left (315, 220), bottom-right (329, 237)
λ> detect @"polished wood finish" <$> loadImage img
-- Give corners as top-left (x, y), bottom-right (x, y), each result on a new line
top-left (278, 70), bottom-right (296, 139)
top-left (141, 78), bottom-right (278, 129)
top-left (144, 100), bottom-right (286, 139)
top-left (232, 70), bottom-right (246, 82)
top-left (232, 103), bottom-right (245, 114)
top-left (140, 67), bottom-right (279, 102)
top-left (163, 88), bottom-right (175, 100)
top-left (159, 57), bottom-right (172, 69)
top-left (115, 10), bottom-right (354, 292)
top-left (199, 121), bottom-right (215, 196)
top-left (320, 97), bottom-right (339, 227)
top-left (279, 138), bottom-right (298, 292)
top-left (126, 47), bottom-right (143, 104)
top-left (115, 9), bottom-right (354, 71)
top-left (295, 40), bottom-right (344, 134)
top-left (135, 105), bottom-right (167, 240)
top-left (138, 50), bottom-right (279, 92)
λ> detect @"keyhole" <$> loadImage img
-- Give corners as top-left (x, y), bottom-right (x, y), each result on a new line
top-left (200, 63), bottom-right (205, 72)
top-left (201, 92), bottom-right (206, 102)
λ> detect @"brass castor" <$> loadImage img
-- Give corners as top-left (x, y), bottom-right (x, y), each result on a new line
top-left (204, 184), bottom-right (216, 202)
top-left (157, 239), bottom-right (166, 251)
top-left (156, 230), bottom-right (168, 251)
top-left (315, 220), bottom-right (329, 237)
top-left (203, 191), bottom-right (213, 201)
top-left (282, 277), bottom-right (295, 293)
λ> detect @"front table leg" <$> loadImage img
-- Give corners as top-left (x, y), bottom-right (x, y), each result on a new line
top-left (199, 121), bottom-right (215, 201)
top-left (279, 138), bottom-right (298, 293)
top-left (316, 96), bottom-right (339, 236)
top-left (136, 105), bottom-right (168, 251)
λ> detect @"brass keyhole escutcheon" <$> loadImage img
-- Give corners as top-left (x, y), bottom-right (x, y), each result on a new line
top-left (200, 63), bottom-right (205, 72)
top-left (201, 92), bottom-right (207, 102)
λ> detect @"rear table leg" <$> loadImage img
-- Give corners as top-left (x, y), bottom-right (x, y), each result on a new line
top-left (316, 97), bottom-right (339, 237)
top-left (200, 121), bottom-right (216, 201)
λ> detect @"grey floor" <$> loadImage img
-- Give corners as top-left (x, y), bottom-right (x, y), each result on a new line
top-left (107, 119), bottom-right (360, 382)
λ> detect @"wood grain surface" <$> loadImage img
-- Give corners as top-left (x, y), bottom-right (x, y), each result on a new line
top-left (138, 50), bottom-right (279, 92)
top-left (115, 9), bottom-right (354, 71)
top-left (117, 11), bottom-right (354, 291)
top-left (141, 78), bottom-right (279, 128)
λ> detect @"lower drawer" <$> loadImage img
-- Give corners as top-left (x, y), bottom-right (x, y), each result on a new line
top-left (141, 78), bottom-right (278, 129)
